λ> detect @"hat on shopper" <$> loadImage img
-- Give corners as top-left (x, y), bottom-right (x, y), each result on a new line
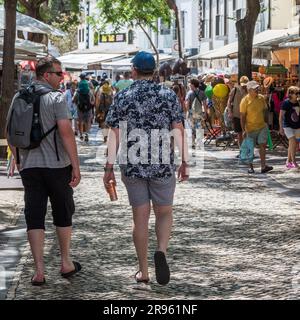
top-left (247, 80), bottom-right (260, 91)
top-left (131, 51), bottom-right (156, 73)
top-left (263, 76), bottom-right (274, 88)
top-left (204, 74), bottom-right (215, 83)
top-left (240, 76), bottom-right (249, 87)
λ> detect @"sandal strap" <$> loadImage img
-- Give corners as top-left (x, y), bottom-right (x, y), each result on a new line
top-left (134, 271), bottom-right (150, 284)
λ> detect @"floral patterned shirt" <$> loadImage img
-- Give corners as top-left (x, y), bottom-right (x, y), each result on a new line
top-left (106, 80), bottom-right (184, 179)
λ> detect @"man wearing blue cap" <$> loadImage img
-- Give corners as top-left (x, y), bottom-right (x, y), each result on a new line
top-left (103, 51), bottom-right (189, 285)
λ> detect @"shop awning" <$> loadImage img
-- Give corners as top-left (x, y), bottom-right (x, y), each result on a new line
top-left (188, 27), bottom-right (299, 61)
top-left (0, 38), bottom-right (47, 61)
top-left (0, 6), bottom-right (65, 37)
top-left (101, 54), bottom-right (175, 71)
top-left (57, 53), bottom-right (125, 70)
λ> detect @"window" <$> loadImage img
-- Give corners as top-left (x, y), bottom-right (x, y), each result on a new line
top-left (172, 19), bottom-right (178, 40)
top-left (232, 0), bottom-right (236, 11)
top-left (236, 8), bottom-right (242, 21)
top-left (160, 21), bottom-right (171, 35)
top-left (224, 0), bottom-right (227, 36)
top-left (128, 30), bottom-right (134, 44)
top-left (79, 29), bottom-right (81, 42)
top-left (209, 0), bottom-right (212, 38)
top-left (181, 11), bottom-right (186, 48)
top-left (82, 29), bottom-right (85, 42)
top-left (216, 15), bottom-right (222, 36)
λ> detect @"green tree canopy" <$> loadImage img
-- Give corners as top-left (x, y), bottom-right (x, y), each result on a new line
top-left (90, 0), bottom-right (173, 64)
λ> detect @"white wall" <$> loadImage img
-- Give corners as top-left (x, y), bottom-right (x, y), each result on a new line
top-left (271, 0), bottom-right (298, 29)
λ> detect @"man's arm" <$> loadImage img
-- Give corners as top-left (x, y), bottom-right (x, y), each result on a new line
top-left (172, 121), bottom-right (189, 181)
top-left (240, 113), bottom-right (247, 137)
top-left (57, 119), bottom-right (81, 188)
top-left (103, 127), bottom-right (119, 186)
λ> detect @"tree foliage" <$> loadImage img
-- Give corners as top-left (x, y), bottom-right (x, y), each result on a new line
top-left (90, 0), bottom-right (173, 64)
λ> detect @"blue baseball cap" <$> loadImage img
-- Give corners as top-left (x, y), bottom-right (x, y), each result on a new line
top-left (131, 51), bottom-right (156, 72)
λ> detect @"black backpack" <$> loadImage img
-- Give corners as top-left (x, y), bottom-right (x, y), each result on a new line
top-left (6, 85), bottom-right (60, 163)
top-left (77, 91), bottom-right (92, 112)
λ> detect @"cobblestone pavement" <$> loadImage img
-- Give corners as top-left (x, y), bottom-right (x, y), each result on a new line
top-left (0, 178), bottom-right (25, 300)
top-left (3, 126), bottom-right (300, 300)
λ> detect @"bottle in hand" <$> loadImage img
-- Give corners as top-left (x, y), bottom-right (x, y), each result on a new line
top-left (106, 180), bottom-right (118, 201)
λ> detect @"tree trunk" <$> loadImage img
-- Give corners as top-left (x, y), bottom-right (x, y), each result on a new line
top-left (0, 0), bottom-right (17, 158)
top-left (165, 0), bottom-right (183, 59)
top-left (138, 23), bottom-right (160, 67)
top-left (236, 0), bottom-right (260, 80)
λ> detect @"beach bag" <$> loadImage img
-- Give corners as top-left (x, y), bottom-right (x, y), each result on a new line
top-left (240, 137), bottom-right (254, 164)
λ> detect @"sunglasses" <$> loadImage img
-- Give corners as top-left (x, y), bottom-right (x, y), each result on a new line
top-left (47, 71), bottom-right (63, 77)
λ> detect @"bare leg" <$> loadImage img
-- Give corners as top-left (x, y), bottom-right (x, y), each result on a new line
top-left (153, 205), bottom-right (173, 254)
top-left (28, 229), bottom-right (45, 281)
top-left (289, 137), bottom-right (297, 163)
top-left (132, 203), bottom-right (151, 280)
top-left (259, 144), bottom-right (267, 170)
top-left (79, 120), bottom-right (84, 137)
top-left (56, 226), bottom-right (74, 273)
top-left (237, 132), bottom-right (243, 148)
top-left (75, 119), bottom-right (79, 134)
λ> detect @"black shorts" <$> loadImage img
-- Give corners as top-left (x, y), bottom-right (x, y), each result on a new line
top-left (20, 166), bottom-right (75, 231)
top-left (233, 117), bottom-right (243, 133)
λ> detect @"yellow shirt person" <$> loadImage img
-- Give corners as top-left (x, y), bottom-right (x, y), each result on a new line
top-left (240, 93), bottom-right (267, 133)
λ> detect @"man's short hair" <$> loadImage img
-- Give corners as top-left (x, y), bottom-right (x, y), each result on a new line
top-left (189, 79), bottom-right (200, 88)
top-left (124, 71), bottom-right (131, 79)
top-left (36, 56), bottom-right (62, 78)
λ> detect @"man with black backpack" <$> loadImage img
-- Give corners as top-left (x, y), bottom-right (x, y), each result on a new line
top-left (6, 56), bottom-right (81, 286)
top-left (73, 74), bottom-right (95, 142)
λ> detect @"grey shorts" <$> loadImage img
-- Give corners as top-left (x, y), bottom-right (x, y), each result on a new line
top-left (247, 126), bottom-right (268, 145)
top-left (121, 173), bottom-right (176, 208)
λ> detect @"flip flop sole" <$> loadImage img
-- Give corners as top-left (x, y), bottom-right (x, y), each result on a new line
top-left (154, 251), bottom-right (170, 285)
top-left (61, 261), bottom-right (82, 279)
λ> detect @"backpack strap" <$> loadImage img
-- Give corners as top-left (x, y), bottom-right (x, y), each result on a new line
top-left (230, 87), bottom-right (237, 106)
top-left (16, 148), bottom-right (20, 165)
top-left (194, 91), bottom-right (203, 104)
top-left (31, 85), bottom-right (60, 161)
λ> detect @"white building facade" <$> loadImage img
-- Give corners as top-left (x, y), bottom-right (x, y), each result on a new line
top-left (77, 0), bottom-right (140, 53)
top-left (197, 0), bottom-right (299, 73)
top-left (77, 0), bottom-right (201, 57)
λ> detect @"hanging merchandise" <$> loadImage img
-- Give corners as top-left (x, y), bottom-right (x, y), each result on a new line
top-left (213, 84), bottom-right (229, 98)
top-left (205, 85), bottom-right (213, 99)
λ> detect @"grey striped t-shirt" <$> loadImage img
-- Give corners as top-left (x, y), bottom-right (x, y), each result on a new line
top-left (18, 82), bottom-right (72, 170)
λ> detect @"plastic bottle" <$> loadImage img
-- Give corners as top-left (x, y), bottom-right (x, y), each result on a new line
top-left (106, 180), bottom-right (118, 201)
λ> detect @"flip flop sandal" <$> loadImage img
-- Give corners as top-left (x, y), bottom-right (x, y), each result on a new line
top-left (154, 251), bottom-right (170, 285)
top-left (61, 261), bottom-right (82, 279)
top-left (134, 271), bottom-right (150, 284)
top-left (31, 276), bottom-right (46, 286)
